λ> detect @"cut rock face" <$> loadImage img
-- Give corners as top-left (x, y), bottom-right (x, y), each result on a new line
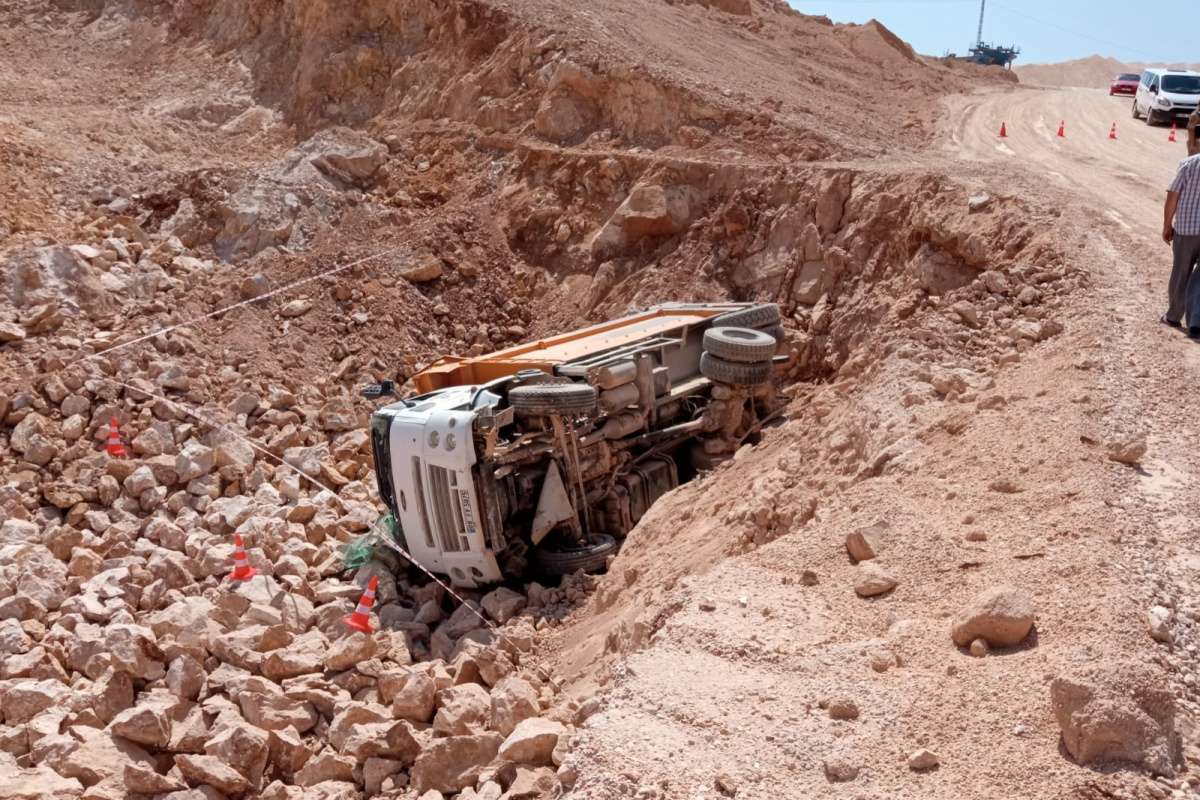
top-left (1050, 661), bottom-right (1180, 776)
top-left (950, 585), bottom-right (1034, 648)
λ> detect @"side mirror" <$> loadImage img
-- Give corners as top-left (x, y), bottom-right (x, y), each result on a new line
top-left (1149, 85), bottom-right (1158, 94)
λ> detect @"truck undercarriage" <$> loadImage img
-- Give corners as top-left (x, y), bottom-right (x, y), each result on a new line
top-left (368, 303), bottom-right (786, 588)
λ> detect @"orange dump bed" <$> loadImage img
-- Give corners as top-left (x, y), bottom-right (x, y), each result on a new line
top-left (412, 303), bottom-right (744, 393)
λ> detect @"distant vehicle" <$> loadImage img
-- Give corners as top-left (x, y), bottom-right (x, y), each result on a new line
top-left (1133, 69), bottom-right (1200, 125)
top-left (1109, 73), bottom-right (1140, 96)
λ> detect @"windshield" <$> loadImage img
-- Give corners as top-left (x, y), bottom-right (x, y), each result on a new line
top-left (1117, 74), bottom-right (1139, 81)
top-left (1161, 75), bottom-right (1200, 94)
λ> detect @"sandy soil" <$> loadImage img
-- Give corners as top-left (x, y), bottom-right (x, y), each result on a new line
top-left (1017, 56), bottom-right (1200, 90)
top-left (557, 85), bottom-right (1200, 799)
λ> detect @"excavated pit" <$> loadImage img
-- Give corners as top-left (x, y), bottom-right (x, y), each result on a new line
top-left (0, 1), bottom-right (1083, 798)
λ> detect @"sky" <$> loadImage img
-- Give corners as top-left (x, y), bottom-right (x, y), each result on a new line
top-left (788, 1), bottom-right (1200, 65)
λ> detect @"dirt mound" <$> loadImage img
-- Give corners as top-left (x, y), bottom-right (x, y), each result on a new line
top-left (1017, 55), bottom-right (1200, 89)
top-left (835, 18), bottom-right (917, 66)
top-left (1017, 55), bottom-right (1131, 89)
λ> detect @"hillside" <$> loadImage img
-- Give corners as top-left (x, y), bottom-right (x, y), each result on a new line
top-left (1017, 54), bottom-right (1200, 88)
top-left (1, 2), bottom-right (1195, 800)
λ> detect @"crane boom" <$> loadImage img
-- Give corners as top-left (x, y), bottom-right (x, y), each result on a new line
top-left (976, 0), bottom-right (986, 45)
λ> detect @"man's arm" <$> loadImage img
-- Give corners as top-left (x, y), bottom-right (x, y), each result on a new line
top-left (1189, 111), bottom-right (1200, 155)
top-left (1165, 191), bottom-right (1180, 244)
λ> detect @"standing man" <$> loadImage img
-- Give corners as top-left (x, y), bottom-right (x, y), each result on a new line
top-left (1163, 120), bottom-right (1200, 336)
top-left (1190, 109), bottom-right (1200, 157)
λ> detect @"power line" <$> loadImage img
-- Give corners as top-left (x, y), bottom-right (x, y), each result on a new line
top-left (985, 2), bottom-right (1164, 62)
top-left (83, 244), bottom-right (407, 365)
top-left (107, 374), bottom-right (546, 674)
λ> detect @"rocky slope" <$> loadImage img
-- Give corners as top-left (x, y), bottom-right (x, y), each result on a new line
top-left (1, 1), bottom-right (1194, 799)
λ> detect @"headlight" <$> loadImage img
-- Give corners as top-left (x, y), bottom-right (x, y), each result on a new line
top-left (1157, 97), bottom-right (1171, 107)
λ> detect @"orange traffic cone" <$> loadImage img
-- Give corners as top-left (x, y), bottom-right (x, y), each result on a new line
top-left (229, 534), bottom-right (257, 582)
top-left (1108, 122), bottom-right (1118, 140)
top-left (344, 576), bottom-right (378, 633)
top-left (1169, 123), bottom-right (1178, 143)
top-left (1056, 121), bottom-right (1066, 138)
top-left (105, 416), bottom-right (127, 458)
top-left (999, 122), bottom-right (1008, 138)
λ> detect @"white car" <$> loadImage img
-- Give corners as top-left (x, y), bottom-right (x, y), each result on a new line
top-left (1133, 69), bottom-right (1200, 126)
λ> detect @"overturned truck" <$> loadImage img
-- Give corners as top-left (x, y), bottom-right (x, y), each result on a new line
top-left (368, 303), bottom-right (785, 588)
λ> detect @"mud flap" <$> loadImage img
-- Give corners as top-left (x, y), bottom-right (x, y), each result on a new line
top-left (531, 461), bottom-right (576, 545)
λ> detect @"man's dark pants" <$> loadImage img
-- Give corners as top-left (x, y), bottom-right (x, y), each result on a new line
top-left (1167, 234), bottom-right (1200, 326)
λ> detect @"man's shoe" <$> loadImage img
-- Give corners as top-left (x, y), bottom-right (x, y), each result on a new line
top-left (1161, 315), bottom-right (1183, 329)
top-left (1189, 327), bottom-right (1200, 340)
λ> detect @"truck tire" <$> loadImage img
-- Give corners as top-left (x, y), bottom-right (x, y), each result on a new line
top-left (703, 326), bottom-right (778, 363)
top-left (1131, 99), bottom-right (1141, 120)
top-left (534, 533), bottom-right (617, 577)
top-left (509, 383), bottom-right (598, 415)
top-left (699, 352), bottom-right (772, 386)
top-left (712, 303), bottom-right (781, 330)
top-left (763, 324), bottom-right (786, 344)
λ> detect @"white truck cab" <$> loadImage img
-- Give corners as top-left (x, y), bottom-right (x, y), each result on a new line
top-left (372, 386), bottom-right (503, 586)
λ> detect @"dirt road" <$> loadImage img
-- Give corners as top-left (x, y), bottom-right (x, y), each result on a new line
top-left (948, 85), bottom-right (1188, 239)
top-left (563, 85), bottom-right (1200, 800)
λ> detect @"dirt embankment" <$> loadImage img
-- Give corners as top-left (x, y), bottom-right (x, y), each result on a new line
top-left (1017, 55), bottom-right (1200, 89)
top-left (1, 1), bottom-right (1193, 799)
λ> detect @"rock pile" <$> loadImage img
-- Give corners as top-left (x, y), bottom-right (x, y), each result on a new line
top-left (0, 306), bottom-right (591, 800)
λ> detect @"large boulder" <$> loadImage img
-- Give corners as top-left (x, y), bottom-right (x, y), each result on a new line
top-left (1051, 662), bottom-right (1180, 776)
top-left (410, 734), bottom-right (503, 794)
top-left (261, 633), bottom-right (326, 681)
top-left (326, 702), bottom-right (391, 752)
top-left (481, 587), bottom-right (527, 625)
top-left (490, 677), bottom-right (540, 737)
top-left (42, 725), bottom-right (156, 787)
top-left (392, 671), bottom-right (436, 723)
top-left (498, 718), bottom-right (566, 766)
top-left (204, 720), bottom-right (270, 789)
top-left (432, 684), bottom-right (491, 736)
top-left (108, 704), bottom-right (172, 749)
top-left (239, 690), bottom-right (320, 733)
top-left (324, 632), bottom-right (375, 671)
top-left (589, 184), bottom-right (695, 259)
top-left (2, 679), bottom-right (76, 724)
top-left (293, 748), bottom-right (356, 787)
top-left (175, 753), bottom-right (252, 795)
top-left (0, 754), bottom-right (82, 800)
top-left (950, 585), bottom-right (1035, 648)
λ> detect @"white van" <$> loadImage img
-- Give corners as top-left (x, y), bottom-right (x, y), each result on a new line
top-left (1133, 69), bottom-right (1200, 126)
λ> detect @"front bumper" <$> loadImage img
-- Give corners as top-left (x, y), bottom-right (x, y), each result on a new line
top-left (375, 390), bottom-right (504, 588)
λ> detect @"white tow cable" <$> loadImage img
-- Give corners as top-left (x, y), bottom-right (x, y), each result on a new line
top-left (108, 376), bottom-right (550, 675)
top-left (81, 245), bottom-right (406, 365)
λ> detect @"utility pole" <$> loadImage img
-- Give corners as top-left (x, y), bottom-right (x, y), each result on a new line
top-left (976, 0), bottom-right (986, 45)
